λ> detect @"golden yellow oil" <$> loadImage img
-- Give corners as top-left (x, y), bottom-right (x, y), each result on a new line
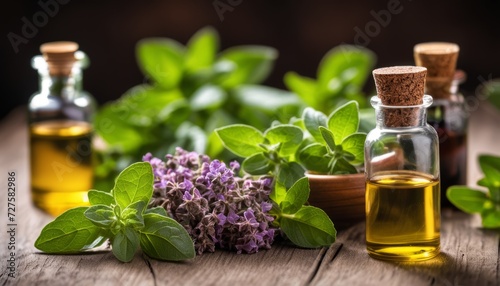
top-left (366, 170), bottom-right (440, 262)
top-left (30, 120), bottom-right (93, 216)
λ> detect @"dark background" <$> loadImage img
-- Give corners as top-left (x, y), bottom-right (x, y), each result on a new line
top-left (2, 0), bottom-right (500, 119)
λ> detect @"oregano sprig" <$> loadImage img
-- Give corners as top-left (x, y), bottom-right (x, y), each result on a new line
top-left (447, 155), bottom-right (500, 228)
top-left (270, 177), bottom-right (336, 248)
top-left (34, 162), bottom-right (195, 262)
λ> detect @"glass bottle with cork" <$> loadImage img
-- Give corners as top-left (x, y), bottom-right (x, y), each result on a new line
top-left (414, 42), bottom-right (467, 207)
top-left (29, 41), bottom-right (96, 216)
top-left (364, 66), bottom-right (441, 262)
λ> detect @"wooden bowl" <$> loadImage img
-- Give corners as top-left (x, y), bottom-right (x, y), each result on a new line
top-left (306, 172), bottom-right (366, 230)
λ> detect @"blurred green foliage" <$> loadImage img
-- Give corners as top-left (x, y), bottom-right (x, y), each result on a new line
top-left (284, 46), bottom-right (375, 108)
top-left (92, 27), bottom-right (376, 189)
top-left (447, 155), bottom-right (500, 228)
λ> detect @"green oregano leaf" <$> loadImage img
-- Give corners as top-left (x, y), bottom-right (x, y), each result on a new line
top-left (331, 157), bottom-right (358, 175)
top-left (112, 227), bottom-right (141, 263)
top-left (215, 124), bottom-right (265, 157)
top-left (302, 107), bottom-right (327, 143)
top-left (84, 205), bottom-right (116, 228)
top-left (280, 177), bottom-right (309, 214)
top-left (217, 46), bottom-right (277, 88)
top-left (341, 133), bottom-right (366, 165)
top-left (35, 207), bottom-right (106, 253)
top-left (448, 155), bottom-right (500, 229)
top-left (113, 162), bottom-right (154, 210)
top-left (122, 200), bottom-right (147, 216)
top-left (121, 201), bottom-right (146, 230)
top-left (270, 181), bottom-right (287, 205)
top-left (280, 206), bottom-right (336, 248)
top-left (264, 125), bottom-right (303, 157)
top-left (447, 186), bottom-right (489, 213)
top-left (242, 153), bottom-right (275, 175)
top-left (136, 38), bottom-right (185, 89)
top-left (327, 101), bottom-right (359, 143)
top-left (277, 161), bottom-right (306, 189)
top-left (145, 206), bottom-right (168, 217)
top-left (478, 155), bottom-right (500, 202)
top-left (319, 127), bottom-right (336, 151)
top-left (140, 213), bottom-right (195, 261)
top-left (297, 143), bottom-right (330, 174)
top-left (185, 26), bottom-right (218, 72)
top-left (88, 189), bottom-right (114, 206)
top-left (481, 209), bottom-right (500, 228)
top-left (284, 72), bottom-right (318, 107)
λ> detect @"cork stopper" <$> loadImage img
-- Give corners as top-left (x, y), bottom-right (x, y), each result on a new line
top-left (40, 41), bottom-right (79, 76)
top-left (414, 42), bottom-right (459, 99)
top-left (373, 66), bottom-right (427, 105)
top-left (372, 66), bottom-right (427, 127)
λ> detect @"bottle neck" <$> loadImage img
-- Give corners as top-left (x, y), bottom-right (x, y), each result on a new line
top-left (372, 95), bottom-right (433, 128)
top-left (426, 72), bottom-right (464, 100)
top-left (38, 68), bottom-right (83, 100)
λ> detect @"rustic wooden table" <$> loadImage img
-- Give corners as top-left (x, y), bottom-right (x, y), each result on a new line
top-left (1, 103), bottom-right (499, 286)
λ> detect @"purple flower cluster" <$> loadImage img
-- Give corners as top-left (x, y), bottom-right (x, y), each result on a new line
top-left (143, 147), bottom-right (277, 254)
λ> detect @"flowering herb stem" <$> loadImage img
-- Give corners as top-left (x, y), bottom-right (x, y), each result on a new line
top-left (144, 147), bottom-right (336, 254)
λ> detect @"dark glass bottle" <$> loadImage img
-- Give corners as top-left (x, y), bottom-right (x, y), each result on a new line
top-left (414, 43), bottom-right (467, 207)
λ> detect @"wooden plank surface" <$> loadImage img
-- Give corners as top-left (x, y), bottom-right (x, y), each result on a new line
top-left (1, 101), bottom-right (500, 286)
top-left (0, 108), bottom-right (323, 286)
top-left (310, 210), bottom-right (499, 286)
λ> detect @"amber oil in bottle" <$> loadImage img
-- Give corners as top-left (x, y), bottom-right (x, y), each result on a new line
top-left (30, 120), bottom-right (93, 216)
top-left (366, 171), bottom-right (440, 261)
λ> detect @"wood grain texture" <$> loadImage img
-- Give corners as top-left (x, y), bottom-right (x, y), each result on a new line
top-left (309, 210), bottom-right (499, 286)
top-left (0, 102), bottom-right (499, 286)
top-left (0, 109), bottom-right (324, 286)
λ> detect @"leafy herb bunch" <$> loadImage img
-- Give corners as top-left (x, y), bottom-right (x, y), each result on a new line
top-left (447, 155), bottom-right (500, 228)
top-left (91, 26), bottom-right (377, 191)
top-left (298, 101), bottom-right (366, 175)
top-left (93, 27), bottom-right (302, 190)
top-left (145, 148), bottom-right (336, 253)
top-left (215, 100), bottom-right (366, 189)
top-left (35, 162), bottom-right (195, 262)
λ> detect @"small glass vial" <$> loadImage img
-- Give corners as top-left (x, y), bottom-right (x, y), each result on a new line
top-left (29, 41), bottom-right (96, 216)
top-left (414, 43), bottom-right (467, 207)
top-left (365, 66), bottom-right (440, 262)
